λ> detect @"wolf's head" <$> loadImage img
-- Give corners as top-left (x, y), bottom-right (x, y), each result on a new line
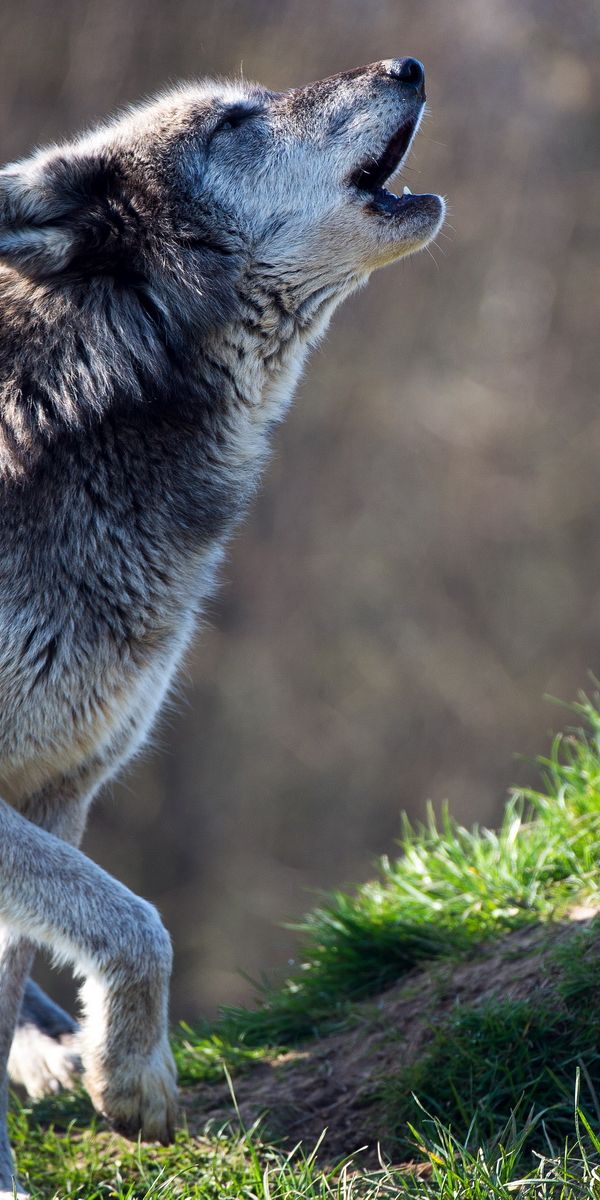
top-left (0, 60), bottom-right (444, 338)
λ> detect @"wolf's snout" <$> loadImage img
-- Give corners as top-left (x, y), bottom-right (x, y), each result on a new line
top-left (384, 57), bottom-right (425, 97)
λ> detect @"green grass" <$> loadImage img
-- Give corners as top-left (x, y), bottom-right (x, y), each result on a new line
top-left (9, 1089), bottom-right (600, 1198)
top-left (13, 693), bottom-right (600, 1198)
top-left (183, 694), bottom-right (600, 1056)
top-left (382, 924), bottom-right (600, 1154)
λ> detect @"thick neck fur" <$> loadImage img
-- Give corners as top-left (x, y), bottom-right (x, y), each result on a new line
top-left (0, 256), bottom-right (346, 484)
top-left (0, 259), bottom-right (353, 677)
top-left (204, 259), bottom-right (350, 423)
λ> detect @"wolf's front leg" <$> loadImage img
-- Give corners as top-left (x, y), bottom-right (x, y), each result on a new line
top-left (0, 1112), bottom-right (26, 1200)
top-left (0, 931), bottom-right (35, 1199)
top-left (0, 796), bottom-right (177, 1145)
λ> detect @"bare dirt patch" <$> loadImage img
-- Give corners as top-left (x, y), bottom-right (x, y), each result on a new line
top-left (181, 911), bottom-right (600, 1164)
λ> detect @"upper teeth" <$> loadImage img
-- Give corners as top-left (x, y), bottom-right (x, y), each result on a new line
top-left (403, 185), bottom-right (412, 195)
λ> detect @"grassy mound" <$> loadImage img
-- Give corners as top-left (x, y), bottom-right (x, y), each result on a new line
top-left (11, 695), bottom-right (600, 1197)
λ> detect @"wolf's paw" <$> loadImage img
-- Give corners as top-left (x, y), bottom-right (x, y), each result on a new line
top-left (84, 1038), bottom-right (177, 1144)
top-left (8, 1024), bottom-right (82, 1100)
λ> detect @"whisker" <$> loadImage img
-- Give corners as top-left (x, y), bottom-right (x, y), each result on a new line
top-left (418, 135), bottom-right (448, 148)
top-left (424, 243), bottom-right (440, 269)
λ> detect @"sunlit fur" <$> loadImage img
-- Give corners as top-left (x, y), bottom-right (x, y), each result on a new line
top-left (0, 60), bottom-right (443, 1197)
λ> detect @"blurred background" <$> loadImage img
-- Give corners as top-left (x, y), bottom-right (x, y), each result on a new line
top-left (1, 0), bottom-right (598, 1018)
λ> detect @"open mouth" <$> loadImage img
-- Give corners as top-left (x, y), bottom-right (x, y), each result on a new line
top-left (348, 115), bottom-right (422, 216)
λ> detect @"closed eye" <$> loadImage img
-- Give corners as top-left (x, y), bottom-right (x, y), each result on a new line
top-left (210, 104), bottom-right (263, 138)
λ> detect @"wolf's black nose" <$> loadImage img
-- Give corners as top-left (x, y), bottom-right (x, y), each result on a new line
top-left (387, 58), bottom-right (425, 96)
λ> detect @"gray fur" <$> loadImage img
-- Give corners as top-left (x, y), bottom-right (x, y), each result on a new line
top-left (0, 59), bottom-right (443, 1195)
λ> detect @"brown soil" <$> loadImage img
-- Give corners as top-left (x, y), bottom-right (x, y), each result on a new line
top-left (181, 908), bottom-right (600, 1164)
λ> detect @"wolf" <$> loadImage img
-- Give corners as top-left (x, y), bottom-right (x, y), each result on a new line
top-left (0, 57), bottom-right (444, 1195)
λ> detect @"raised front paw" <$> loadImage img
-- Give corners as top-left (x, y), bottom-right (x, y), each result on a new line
top-left (8, 1024), bottom-right (82, 1100)
top-left (84, 1037), bottom-right (178, 1144)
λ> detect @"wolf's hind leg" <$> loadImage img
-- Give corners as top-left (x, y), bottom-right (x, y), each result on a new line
top-left (0, 794), bottom-right (176, 1144)
top-left (8, 979), bottom-right (81, 1100)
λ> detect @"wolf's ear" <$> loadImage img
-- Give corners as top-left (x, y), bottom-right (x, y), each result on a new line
top-left (0, 151), bottom-right (127, 279)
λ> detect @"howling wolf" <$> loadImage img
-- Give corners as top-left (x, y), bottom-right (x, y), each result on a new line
top-left (0, 58), bottom-right (444, 1195)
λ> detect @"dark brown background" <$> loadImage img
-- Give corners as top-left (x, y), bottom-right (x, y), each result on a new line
top-left (2, 0), bottom-right (598, 1018)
